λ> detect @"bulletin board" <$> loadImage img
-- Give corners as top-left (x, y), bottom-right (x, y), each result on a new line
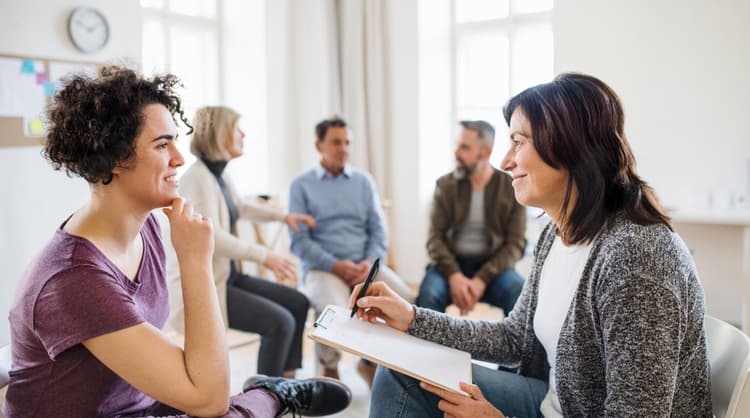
top-left (0, 54), bottom-right (98, 148)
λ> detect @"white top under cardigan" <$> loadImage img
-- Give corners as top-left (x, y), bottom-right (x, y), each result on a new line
top-left (535, 235), bottom-right (593, 417)
top-left (162, 159), bottom-right (286, 333)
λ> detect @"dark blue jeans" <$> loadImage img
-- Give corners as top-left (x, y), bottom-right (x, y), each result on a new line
top-left (416, 259), bottom-right (524, 314)
top-left (369, 364), bottom-right (547, 418)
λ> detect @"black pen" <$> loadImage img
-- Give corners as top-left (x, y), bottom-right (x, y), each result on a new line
top-left (350, 258), bottom-right (380, 318)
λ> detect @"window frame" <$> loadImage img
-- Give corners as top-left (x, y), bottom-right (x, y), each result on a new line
top-left (140, 0), bottom-right (225, 104)
top-left (450, 1), bottom-right (553, 164)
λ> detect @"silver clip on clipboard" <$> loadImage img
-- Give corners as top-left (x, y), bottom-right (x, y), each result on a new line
top-left (313, 306), bottom-right (336, 329)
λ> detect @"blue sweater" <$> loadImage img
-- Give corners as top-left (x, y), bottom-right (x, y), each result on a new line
top-left (288, 164), bottom-right (387, 274)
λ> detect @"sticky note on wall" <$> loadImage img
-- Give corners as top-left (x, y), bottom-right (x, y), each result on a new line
top-left (43, 81), bottom-right (55, 97)
top-left (29, 118), bottom-right (44, 135)
top-left (21, 59), bottom-right (35, 74)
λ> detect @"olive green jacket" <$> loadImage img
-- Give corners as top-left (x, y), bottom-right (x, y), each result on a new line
top-left (426, 169), bottom-right (526, 283)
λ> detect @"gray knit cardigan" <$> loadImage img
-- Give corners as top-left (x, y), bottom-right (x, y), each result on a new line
top-left (408, 216), bottom-right (712, 417)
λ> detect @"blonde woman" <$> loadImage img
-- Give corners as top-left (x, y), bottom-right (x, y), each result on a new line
top-left (166, 106), bottom-right (314, 378)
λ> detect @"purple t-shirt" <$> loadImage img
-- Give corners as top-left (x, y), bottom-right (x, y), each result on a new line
top-left (3, 214), bottom-right (169, 418)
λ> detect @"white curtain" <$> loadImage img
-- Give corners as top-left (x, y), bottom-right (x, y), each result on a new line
top-left (335, 0), bottom-right (391, 196)
top-left (267, 0), bottom-right (393, 199)
top-left (265, 0), bottom-right (424, 274)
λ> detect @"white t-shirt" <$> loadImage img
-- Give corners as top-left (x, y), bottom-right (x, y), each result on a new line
top-left (534, 235), bottom-right (593, 418)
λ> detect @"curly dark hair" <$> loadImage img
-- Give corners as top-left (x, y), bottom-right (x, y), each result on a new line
top-left (44, 65), bottom-right (191, 185)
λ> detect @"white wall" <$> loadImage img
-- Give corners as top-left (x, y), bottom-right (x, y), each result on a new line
top-left (387, 0), bottom-right (425, 282)
top-left (0, 0), bottom-right (141, 345)
top-left (554, 0), bottom-right (750, 211)
top-left (554, 0), bottom-right (750, 324)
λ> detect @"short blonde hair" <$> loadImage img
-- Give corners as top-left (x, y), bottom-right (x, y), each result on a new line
top-left (190, 106), bottom-right (241, 161)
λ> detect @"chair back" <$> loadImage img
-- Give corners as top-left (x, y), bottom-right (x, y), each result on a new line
top-left (0, 344), bottom-right (10, 389)
top-left (705, 315), bottom-right (750, 418)
top-left (1, 343), bottom-right (11, 416)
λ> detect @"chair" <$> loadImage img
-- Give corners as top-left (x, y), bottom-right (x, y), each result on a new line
top-left (705, 315), bottom-right (750, 418)
top-left (1, 344), bottom-right (11, 415)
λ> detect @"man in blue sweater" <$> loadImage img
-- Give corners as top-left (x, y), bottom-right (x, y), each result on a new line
top-left (289, 116), bottom-right (415, 383)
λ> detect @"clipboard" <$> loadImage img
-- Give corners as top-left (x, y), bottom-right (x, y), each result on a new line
top-left (309, 304), bottom-right (472, 396)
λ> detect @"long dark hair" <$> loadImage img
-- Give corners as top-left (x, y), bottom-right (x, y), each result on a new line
top-left (503, 72), bottom-right (671, 244)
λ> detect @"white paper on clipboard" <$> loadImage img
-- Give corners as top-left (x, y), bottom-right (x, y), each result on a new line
top-left (309, 304), bottom-right (472, 395)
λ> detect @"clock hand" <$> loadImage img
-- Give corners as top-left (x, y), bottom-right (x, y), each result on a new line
top-left (86, 19), bottom-right (103, 32)
top-left (74, 19), bottom-right (95, 32)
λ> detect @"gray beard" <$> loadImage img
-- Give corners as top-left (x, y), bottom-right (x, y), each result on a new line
top-left (453, 167), bottom-right (468, 179)
top-left (453, 162), bottom-right (478, 179)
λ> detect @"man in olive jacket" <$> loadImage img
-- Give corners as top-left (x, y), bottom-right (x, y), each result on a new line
top-left (417, 120), bottom-right (526, 316)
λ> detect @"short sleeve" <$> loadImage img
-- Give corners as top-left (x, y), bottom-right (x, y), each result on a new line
top-left (34, 265), bottom-right (144, 359)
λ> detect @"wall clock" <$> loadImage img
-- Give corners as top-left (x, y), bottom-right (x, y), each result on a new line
top-left (67, 7), bottom-right (110, 53)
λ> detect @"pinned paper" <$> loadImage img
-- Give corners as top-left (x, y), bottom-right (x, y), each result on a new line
top-left (36, 72), bottom-right (48, 84)
top-left (21, 59), bottom-right (34, 74)
top-left (29, 118), bottom-right (44, 135)
top-left (43, 81), bottom-right (55, 97)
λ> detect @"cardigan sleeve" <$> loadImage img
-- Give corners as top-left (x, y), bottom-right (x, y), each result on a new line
top-left (225, 176), bottom-right (287, 223)
top-left (180, 165), bottom-right (269, 264)
top-left (595, 275), bottom-right (683, 417)
top-left (406, 275), bottom-right (533, 365)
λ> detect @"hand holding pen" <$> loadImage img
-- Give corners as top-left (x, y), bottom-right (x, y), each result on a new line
top-left (350, 258), bottom-right (380, 318)
top-left (349, 278), bottom-right (416, 332)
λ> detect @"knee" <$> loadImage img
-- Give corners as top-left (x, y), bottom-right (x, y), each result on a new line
top-left (416, 272), bottom-right (448, 310)
top-left (293, 292), bottom-right (311, 318)
top-left (269, 310), bottom-right (296, 337)
top-left (505, 271), bottom-right (524, 296)
top-left (492, 271), bottom-right (524, 313)
top-left (373, 365), bottom-right (420, 394)
top-left (496, 270), bottom-right (524, 293)
top-left (416, 287), bottom-right (444, 310)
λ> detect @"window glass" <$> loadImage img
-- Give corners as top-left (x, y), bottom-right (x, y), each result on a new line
top-left (168, 24), bottom-right (219, 109)
top-left (169, 0), bottom-right (217, 18)
top-left (141, 17), bottom-right (166, 75)
top-left (456, 31), bottom-right (509, 108)
top-left (511, 24), bottom-right (554, 94)
top-left (167, 24), bottom-right (219, 172)
top-left (512, 0), bottom-right (553, 15)
top-left (455, 0), bottom-right (509, 23)
top-left (452, 1), bottom-right (553, 168)
top-left (140, 0), bottom-right (164, 10)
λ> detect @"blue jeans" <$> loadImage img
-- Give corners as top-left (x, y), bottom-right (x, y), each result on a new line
top-left (370, 364), bottom-right (547, 418)
top-left (416, 263), bottom-right (524, 314)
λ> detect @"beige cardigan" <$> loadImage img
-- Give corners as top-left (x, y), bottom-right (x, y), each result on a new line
top-left (163, 160), bottom-right (286, 333)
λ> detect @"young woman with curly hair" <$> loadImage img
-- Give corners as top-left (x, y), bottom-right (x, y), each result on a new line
top-left (3, 66), bottom-right (350, 418)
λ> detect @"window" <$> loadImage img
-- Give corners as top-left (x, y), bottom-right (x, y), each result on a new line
top-left (452, 0), bottom-right (553, 166)
top-left (141, 0), bottom-right (221, 175)
top-left (141, 0), bottom-right (270, 196)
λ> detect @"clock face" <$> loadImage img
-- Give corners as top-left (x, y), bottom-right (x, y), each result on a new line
top-left (68, 7), bottom-right (110, 53)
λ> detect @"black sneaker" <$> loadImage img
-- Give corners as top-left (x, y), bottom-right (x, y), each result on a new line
top-left (243, 375), bottom-right (352, 417)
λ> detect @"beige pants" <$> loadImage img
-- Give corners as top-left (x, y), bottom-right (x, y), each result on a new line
top-left (303, 266), bottom-right (416, 368)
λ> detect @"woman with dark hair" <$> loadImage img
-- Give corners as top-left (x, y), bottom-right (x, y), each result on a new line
top-left (3, 66), bottom-right (350, 418)
top-left (165, 105), bottom-right (313, 378)
top-left (359, 73), bottom-right (711, 417)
